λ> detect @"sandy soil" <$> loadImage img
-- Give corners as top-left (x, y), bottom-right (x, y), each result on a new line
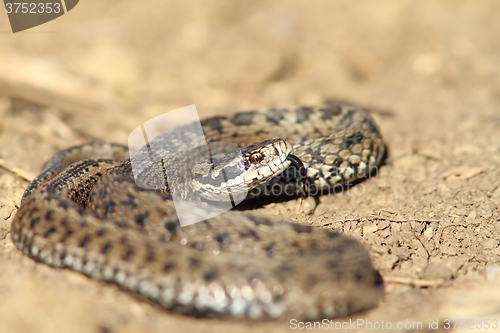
top-left (1, 1), bottom-right (500, 332)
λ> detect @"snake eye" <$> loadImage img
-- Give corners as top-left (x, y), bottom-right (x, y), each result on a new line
top-left (249, 152), bottom-right (264, 163)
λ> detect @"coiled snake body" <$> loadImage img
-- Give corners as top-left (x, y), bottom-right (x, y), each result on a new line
top-left (11, 103), bottom-right (385, 320)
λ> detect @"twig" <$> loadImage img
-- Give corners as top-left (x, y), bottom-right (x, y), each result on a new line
top-left (321, 215), bottom-right (440, 226)
top-left (384, 276), bottom-right (445, 287)
top-left (0, 158), bottom-right (34, 182)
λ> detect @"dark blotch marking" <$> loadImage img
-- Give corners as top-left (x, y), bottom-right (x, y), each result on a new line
top-left (231, 111), bottom-right (257, 126)
top-left (214, 233), bottom-right (230, 247)
top-left (122, 248), bottom-right (133, 261)
top-left (29, 217), bottom-right (40, 229)
top-left (96, 228), bottom-right (106, 237)
top-left (146, 249), bottom-right (156, 262)
top-left (264, 243), bottom-right (276, 256)
top-left (265, 108), bottom-right (286, 124)
top-left (100, 243), bottom-right (112, 255)
top-left (135, 213), bottom-right (148, 227)
top-left (104, 200), bottom-right (117, 215)
top-left (340, 132), bottom-right (364, 150)
top-left (291, 224), bottom-right (312, 233)
top-left (43, 226), bottom-right (57, 238)
top-left (239, 229), bottom-right (259, 240)
top-left (79, 234), bottom-right (90, 248)
top-left (164, 221), bottom-right (179, 232)
top-left (189, 257), bottom-right (201, 268)
top-left (255, 129), bottom-right (266, 136)
top-left (247, 214), bottom-right (272, 226)
top-left (60, 229), bottom-right (74, 243)
top-left (162, 262), bottom-right (176, 272)
top-left (119, 236), bottom-right (128, 245)
top-left (335, 109), bottom-right (356, 130)
top-left (203, 116), bottom-right (225, 132)
top-left (58, 200), bottom-right (69, 209)
top-left (326, 231), bottom-right (341, 239)
top-left (76, 207), bottom-right (87, 219)
top-left (203, 269), bottom-right (219, 282)
top-left (94, 187), bottom-right (107, 201)
top-left (125, 193), bottom-right (138, 208)
top-left (295, 106), bottom-right (315, 123)
top-left (29, 207), bottom-right (39, 217)
top-left (353, 271), bottom-right (363, 282)
top-left (45, 211), bottom-right (54, 221)
top-left (320, 104), bottom-right (342, 120)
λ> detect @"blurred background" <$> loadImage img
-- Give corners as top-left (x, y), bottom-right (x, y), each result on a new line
top-left (2, 1), bottom-right (498, 144)
top-left (1, 1), bottom-right (500, 333)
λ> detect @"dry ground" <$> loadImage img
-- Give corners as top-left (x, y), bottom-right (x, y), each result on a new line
top-left (1, 1), bottom-right (500, 332)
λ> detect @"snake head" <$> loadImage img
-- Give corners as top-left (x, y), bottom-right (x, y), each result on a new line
top-left (192, 138), bottom-right (294, 202)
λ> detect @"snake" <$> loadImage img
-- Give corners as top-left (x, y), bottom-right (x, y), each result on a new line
top-left (10, 103), bottom-right (386, 320)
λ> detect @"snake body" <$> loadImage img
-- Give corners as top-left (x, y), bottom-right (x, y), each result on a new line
top-left (11, 103), bottom-right (385, 320)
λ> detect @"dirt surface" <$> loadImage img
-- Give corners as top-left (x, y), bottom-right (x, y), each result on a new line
top-left (1, 1), bottom-right (500, 332)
